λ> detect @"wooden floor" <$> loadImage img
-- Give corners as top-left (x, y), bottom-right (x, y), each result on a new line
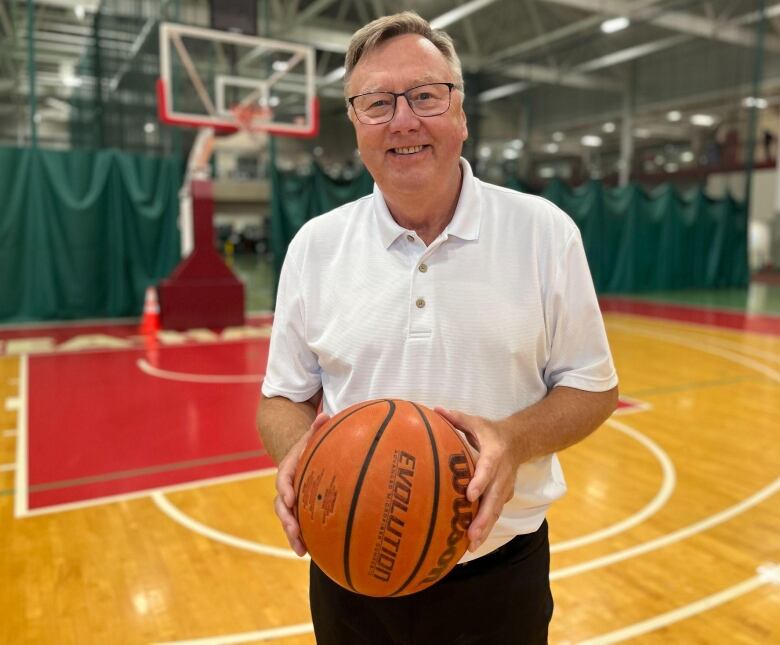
top-left (1, 307), bottom-right (779, 644)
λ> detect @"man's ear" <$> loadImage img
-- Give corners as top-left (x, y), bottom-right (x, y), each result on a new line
top-left (460, 107), bottom-right (468, 142)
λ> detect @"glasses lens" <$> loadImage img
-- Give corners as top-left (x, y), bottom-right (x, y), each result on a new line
top-left (353, 93), bottom-right (395, 124)
top-left (407, 84), bottom-right (451, 116)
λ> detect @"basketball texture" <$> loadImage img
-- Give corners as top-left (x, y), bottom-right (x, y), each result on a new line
top-left (293, 399), bottom-right (478, 597)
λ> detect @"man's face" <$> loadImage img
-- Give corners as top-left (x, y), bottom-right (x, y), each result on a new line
top-left (346, 34), bottom-right (468, 200)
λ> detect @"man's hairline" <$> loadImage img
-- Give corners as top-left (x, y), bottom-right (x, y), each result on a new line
top-left (343, 34), bottom-right (464, 99)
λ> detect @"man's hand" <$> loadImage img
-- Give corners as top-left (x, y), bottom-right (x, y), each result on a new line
top-left (436, 407), bottom-right (523, 553)
top-left (274, 412), bottom-right (331, 556)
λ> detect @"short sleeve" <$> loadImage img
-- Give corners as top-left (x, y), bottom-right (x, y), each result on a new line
top-left (543, 229), bottom-right (618, 391)
top-left (261, 245), bottom-right (322, 400)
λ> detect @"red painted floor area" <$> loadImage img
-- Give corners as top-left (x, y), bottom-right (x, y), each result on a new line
top-left (600, 297), bottom-right (780, 336)
top-left (26, 339), bottom-right (274, 510)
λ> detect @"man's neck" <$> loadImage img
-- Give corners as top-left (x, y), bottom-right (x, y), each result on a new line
top-left (382, 165), bottom-right (464, 246)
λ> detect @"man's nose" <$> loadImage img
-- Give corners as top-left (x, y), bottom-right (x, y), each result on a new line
top-left (389, 95), bottom-right (420, 130)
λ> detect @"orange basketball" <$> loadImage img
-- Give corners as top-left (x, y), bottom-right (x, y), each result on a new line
top-left (293, 399), bottom-right (478, 597)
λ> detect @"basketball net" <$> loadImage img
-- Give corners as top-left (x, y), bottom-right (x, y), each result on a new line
top-left (227, 103), bottom-right (273, 149)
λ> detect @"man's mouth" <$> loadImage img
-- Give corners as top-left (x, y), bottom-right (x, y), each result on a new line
top-left (391, 145), bottom-right (426, 155)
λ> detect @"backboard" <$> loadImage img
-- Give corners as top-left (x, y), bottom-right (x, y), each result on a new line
top-left (157, 22), bottom-right (319, 138)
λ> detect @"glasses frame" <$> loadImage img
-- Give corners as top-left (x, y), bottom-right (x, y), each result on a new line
top-left (347, 82), bottom-right (456, 125)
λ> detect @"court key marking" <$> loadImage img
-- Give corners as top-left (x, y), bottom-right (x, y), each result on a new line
top-left (136, 358), bottom-right (264, 384)
top-left (154, 417), bottom-right (672, 562)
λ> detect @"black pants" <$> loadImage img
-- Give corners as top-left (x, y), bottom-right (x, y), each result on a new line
top-left (309, 520), bottom-right (553, 645)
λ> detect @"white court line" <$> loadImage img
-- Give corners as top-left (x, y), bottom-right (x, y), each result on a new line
top-left (13, 355), bottom-right (28, 518)
top-left (18, 466), bottom-right (277, 518)
top-left (152, 491), bottom-right (307, 561)
top-left (551, 475), bottom-right (780, 580)
top-left (154, 565), bottom-right (780, 645)
top-left (609, 320), bottom-right (780, 383)
top-left (552, 418), bottom-right (676, 553)
top-left (576, 564), bottom-right (780, 644)
top-left (610, 317), bottom-right (780, 366)
top-left (153, 622), bottom-right (314, 644)
top-left (2, 429), bottom-right (17, 438)
top-left (4, 397), bottom-right (19, 411)
top-left (136, 358), bottom-right (264, 384)
top-left (0, 463), bottom-right (16, 473)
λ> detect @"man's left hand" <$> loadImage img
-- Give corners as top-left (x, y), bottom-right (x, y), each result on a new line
top-left (436, 407), bottom-right (523, 553)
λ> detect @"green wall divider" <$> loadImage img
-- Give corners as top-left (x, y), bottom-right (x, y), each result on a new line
top-left (0, 146), bottom-right (182, 322)
top-left (272, 171), bottom-right (748, 296)
top-left (537, 179), bottom-right (748, 292)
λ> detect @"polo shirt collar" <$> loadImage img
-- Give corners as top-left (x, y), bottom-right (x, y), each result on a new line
top-left (373, 157), bottom-right (482, 249)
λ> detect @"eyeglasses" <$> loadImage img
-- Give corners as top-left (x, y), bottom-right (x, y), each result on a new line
top-left (347, 82), bottom-right (456, 125)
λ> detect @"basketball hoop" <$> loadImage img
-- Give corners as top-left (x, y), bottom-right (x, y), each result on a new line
top-left (229, 103), bottom-right (274, 144)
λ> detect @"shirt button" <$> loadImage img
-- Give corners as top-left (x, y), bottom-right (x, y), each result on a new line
top-left (418, 263), bottom-right (428, 273)
top-left (406, 234), bottom-right (414, 242)
top-left (415, 298), bottom-right (426, 309)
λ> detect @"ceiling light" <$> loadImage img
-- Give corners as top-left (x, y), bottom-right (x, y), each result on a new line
top-left (478, 145), bottom-right (492, 159)
top-left (690, 114), bottom-right (715, 127)
top-left (268, 95), bottom-right (281, 107)
top-left (666, 110), bottom-right (682, 122)
top-left (602, 121), bottom-right (616, 133)
top-left (601, 16), bottom-right (630, 34)
top-left (144, 122), bottom-right (156, 134)
top-left (62, 76), bottom-right (82, 88)
top-left (503, 148), bottom-right (520, 160)
top-left (539, 166), bottom-right (556, 178)
top-left (581, 135), bottom-right (603, 147)
top-left (680, 151), bottom-right (694, 163)
top-left (510, 138), bottom-right (524, 150)
top-left (552, 131), bottom-right (565, 142)
top-left (742, 96), bottom-right (768, 109)
top-left (272, 61), bottom-right (289, 72)
top-left (634, 128), bottom-right (651, 138)
top-left (74, 5), bottom-right (86, 20)
top-left (544, 143), bottom-right (559, 154)
top-left (664, 162), bottom-right (679, 173)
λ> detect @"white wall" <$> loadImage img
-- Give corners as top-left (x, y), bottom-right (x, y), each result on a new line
top-left (706, 167), bottom-right (780, 271)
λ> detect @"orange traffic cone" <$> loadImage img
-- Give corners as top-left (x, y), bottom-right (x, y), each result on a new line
top-left (140, 286), bottom-right (161, 335)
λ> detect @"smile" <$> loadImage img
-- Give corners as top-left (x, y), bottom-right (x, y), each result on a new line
top-left (392, 145), bottom-right (426, 155)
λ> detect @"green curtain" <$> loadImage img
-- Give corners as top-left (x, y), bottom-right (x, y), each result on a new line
top-left (269, 166), bottom-right (747, 295)
top-left (0, 146), bottom-right (182, 322)
top-left (540, 179), bottom-right (748, 292)
top-left (270, 163), bottom-right (373, 286)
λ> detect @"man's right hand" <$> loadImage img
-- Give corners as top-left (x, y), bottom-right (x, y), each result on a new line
top-left (273, 411), bottom-right (331, 556)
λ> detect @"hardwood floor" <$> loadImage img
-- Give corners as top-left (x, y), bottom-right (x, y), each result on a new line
top-left (1, 310), bottom-right (779, 644)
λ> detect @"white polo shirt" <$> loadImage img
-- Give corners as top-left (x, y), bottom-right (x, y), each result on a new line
top-left (262, 159), bottom-right (617, 560)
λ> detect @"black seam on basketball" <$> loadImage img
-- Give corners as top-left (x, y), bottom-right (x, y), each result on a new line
top-left (295, 399), bottom-right (385, 555)
top-left (390, 403), bottom-right (440, 596)
top-left (343, 399), bottom-right (395, 592)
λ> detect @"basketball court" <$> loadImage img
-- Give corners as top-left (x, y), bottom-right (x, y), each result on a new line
top-left (2, 1), bottom-right (780, 643)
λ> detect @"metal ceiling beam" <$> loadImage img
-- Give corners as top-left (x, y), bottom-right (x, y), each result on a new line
top-left (290, 0), bottom-right (340, 27)
top-left (479, 2), bottom-right (779, 103)
top-left (483, 0), bottom-right (664, 66)
top-left (502, 62), bottom-right (621, 90)
top-left (430, 0), bottom-right (499, 29)
top-left (540, 0), bottom-right (780, 53)
top-left (574, 34), bottom-right (687, 73)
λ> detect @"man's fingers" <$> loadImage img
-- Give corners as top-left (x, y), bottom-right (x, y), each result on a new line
top-left (311, 412), bottom-right (331, 432)
top-left (467, 486), bottom-right (503, 551)
top-left (467, 451), bottom-right (497, 502)
top-left (275, 495), bottom-right (308, 556)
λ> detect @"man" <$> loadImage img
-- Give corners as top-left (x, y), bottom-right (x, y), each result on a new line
top-left (257, 11), bottom-right (618, 644)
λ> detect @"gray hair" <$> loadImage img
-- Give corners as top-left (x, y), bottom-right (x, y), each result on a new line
top-left (344, 11), bottom-right (464, 94)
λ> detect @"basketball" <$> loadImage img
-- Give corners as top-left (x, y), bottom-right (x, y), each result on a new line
top-left (293, 399), bottom-right (478, 597)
